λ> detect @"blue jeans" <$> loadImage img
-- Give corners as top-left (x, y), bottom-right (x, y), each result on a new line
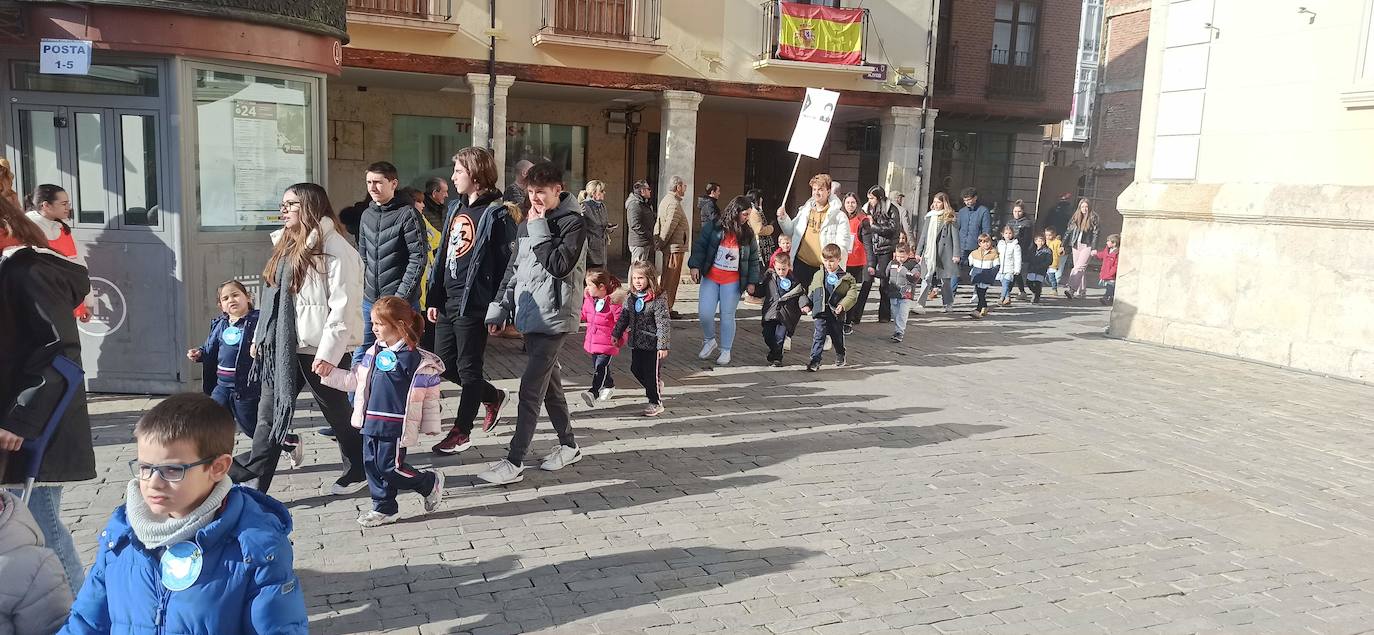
top-left (1047, 269), bottom-right (1060, 289)
top-left (10, 486), bottom-right (83, 594)
top-left (890, 299), bottom-right (912, 336)
top-left (210, 384), bottom-right (259, 438)
top-left (1000, 278), bottom-right (1014, 300)
top-left (356, 297), bottom-right (376, 363)
top-left (698, 278), bottom-right (742, 352)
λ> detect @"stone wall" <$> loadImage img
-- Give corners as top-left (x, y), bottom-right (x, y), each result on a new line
top-left (1113, 183), bottom-right (1374, 383)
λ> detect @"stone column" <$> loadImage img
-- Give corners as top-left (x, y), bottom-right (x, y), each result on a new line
top-left (658, 90), bottom-right (703, 227)
top-left (879, 105), bottom-right (936, 243)
top-left (466, 73), bottom-right (516, 184)
top-left (918, 108), bottom-right (938, 213)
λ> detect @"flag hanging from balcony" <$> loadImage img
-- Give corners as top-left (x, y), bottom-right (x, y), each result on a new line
top-left (777, 2), bottom-right (864, 66)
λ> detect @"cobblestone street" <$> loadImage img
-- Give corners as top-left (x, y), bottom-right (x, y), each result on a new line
top-left (70, 288), bottom-right (1374, 634)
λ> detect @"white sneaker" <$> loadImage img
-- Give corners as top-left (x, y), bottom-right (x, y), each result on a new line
top-left (282, 442), bottom-right (304, 470)
top-left (357, 511), bottom-right (398, 527)
top-left (540, 445), bottom-right (583, 471)
top-left (329, 479), bottom-right (368, 496)
top-left (423, 472), bottom-right (444, 513)
top-left (598, 387), bottom-right (615, 402)
top-left (942, 305), bottom-right (952, 313)
top-left (580, 390), bottom-right (596, 408)
top-left (783, 336), bottom-right (793, 351)
top-left (910, 305), bottom-right (925, 315)
top-left (716, 350), bottom-right (731, 365)
top-left (698, 339), bottom-right (719, 359)
top-left (477, 459), bottom-right (525, 485)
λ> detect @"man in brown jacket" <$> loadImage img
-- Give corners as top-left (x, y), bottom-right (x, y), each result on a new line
top-left (655, 175), bottom-right (690, 318)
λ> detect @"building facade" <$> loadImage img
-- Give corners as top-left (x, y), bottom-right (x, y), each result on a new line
top-left (1115, 0), bottom-right (1374, 383)
top-left (931, 0), bottom-right (1082, 226)
top-left (334, 0), bottom-right (936, 264)
top-left (0, 0), bottom-right (346, 393)
top-left (1081, 0), bottom-right (1148, 240)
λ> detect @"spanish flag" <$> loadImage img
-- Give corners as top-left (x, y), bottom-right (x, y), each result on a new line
top-left (777, 2), bottom-right (864, 66)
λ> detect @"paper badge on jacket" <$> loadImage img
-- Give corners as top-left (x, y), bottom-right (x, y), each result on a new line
top-left (161, 541), bottom-right (203, 591)
top-left (221, 325), bottom-right (243, 346)
top-left (375, 350), bottom-right (398, 372)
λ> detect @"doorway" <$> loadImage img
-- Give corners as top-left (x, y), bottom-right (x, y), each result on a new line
top-left (744, 138), bottom-right (793, 213)
top-left (7, 60), bottom-right (181, 393)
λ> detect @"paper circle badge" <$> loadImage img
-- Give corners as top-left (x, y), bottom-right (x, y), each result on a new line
top-left (160, 541), bottom-right (203, 592)
top-left (825, 272), bottom-right (840, 286)
top-left (221, 325), bottom-right (244, 346)
top-left (375, 350), bottom-right (398, 372)
top-left (779, 278), bottom-right (793, 291)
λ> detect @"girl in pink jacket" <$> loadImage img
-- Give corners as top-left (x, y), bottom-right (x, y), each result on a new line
top-left (322, 296), bottom-right (445, 527)
top-left (580, 270), bottom-right (628, 408)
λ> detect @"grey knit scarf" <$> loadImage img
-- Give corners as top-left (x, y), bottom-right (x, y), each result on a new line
top-left (125, 477), bottom-right (232, 549)
top-left (250, 255), bottom-right (300, 445)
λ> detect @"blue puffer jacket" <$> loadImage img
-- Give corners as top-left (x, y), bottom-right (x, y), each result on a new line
top-left (197, 310), bottom-right (260, 399)
top-left (59, 486), bottom-right (307, 635)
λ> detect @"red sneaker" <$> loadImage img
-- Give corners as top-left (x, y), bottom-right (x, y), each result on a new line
top-left (432, 433), bottom-right (471, 455)
top-left (482, 389), bottom-right (509, 433)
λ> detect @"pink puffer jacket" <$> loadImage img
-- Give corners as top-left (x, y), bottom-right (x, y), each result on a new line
top-left (581, 289), bottom-right (628, 356)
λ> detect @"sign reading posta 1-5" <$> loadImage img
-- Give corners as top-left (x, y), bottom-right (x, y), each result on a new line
top-left (39, 39), bottom-right (93, 75)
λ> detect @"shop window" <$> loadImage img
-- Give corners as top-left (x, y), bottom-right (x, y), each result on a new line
top-left (391, 115), bottom-right (473, 191)
top-left (507, 122), bottom-right (588, 190)
top-left (10, 61), bottom-right (159, 96)
top-left (931, 130), bottom-right (1011, 214)
top-left (192, 67), bottom-right (319, 230)
top-left (392, 116), bottom-right (587, 192)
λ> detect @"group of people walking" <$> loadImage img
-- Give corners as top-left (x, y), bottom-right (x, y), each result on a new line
top-left (0, 141), bottom-right (1121, 633)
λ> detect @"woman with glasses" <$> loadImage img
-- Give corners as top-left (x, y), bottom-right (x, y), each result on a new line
top-left (0, 194), bottom-right (95, 594)
top-left (229, 183), bottom-right (367, 496)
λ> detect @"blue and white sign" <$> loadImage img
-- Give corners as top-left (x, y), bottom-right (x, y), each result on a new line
top-left (221, 326), bottom-right (243, 346)
top-left (40, 39), bottom-right (93, 75)
top-left (374, 350), bottom-right (398, 372)
top-left (160, 542), bottom-right (203, 592)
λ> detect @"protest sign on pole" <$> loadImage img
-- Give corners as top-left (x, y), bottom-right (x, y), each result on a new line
top-left (781, 87), bottom-right (841, 211)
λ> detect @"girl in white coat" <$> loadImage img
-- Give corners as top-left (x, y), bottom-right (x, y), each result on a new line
top-left (995, 225), bottom-right (1023, 306)
top-left (776, 173), bottom-right (851, 288)
top-left (229, 183), bottom-right (367, 496)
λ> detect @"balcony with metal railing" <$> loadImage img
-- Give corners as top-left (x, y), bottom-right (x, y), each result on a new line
top-left (986, 48), bottom-right (1048, 101)
top-left (345, 0), bottom-right (455, 30)
top-left (533, 0), bottom-right (666, 55)
top-left (754, 1), bottom-right (876, 75)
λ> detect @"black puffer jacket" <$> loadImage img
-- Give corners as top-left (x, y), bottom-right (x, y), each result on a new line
top-left (867, 202), bottom-right (901, 260)
top-left (0, 246), bottom-right (95, 484)
top-left (358, 196), bottom-right (427, 303)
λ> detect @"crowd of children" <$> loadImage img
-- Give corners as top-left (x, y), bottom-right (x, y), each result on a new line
top-left (0, 166), bottom-right (1122, 634)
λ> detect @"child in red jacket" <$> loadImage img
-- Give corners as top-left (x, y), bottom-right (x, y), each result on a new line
top-left (580, 269), bottom-right (628, 407)
top-left (1092, 234), bottom-right (1120, 305)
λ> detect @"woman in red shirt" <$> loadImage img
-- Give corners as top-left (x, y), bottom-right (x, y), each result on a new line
top-left (841, 192), bottom-right (874, 334)
top-left (688, 196), bottom-right (761, 366)
top-left (24, 185), bottom-right (91, 322)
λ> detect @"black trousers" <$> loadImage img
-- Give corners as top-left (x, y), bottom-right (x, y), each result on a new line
top-left (433, 310), bottom-right (501, 437)
top-left (846, 265), bottom-right (868, 324)
top-left (975, 287), bottom-right (990, 310)
top-left (364, 434), bottom-right (436, 515)
top-left (762, 320), bottom-right (787, 362)
top-left (871, 254), bottom-right (893, 322)
top-left (793, 260), bottom-right (820, 293)
top-left (231, 352), bottom-right (364, 493)
top-left (629, 348), bottom-right (662, 405)
top-left (810, 314), bottom-right (846, 363)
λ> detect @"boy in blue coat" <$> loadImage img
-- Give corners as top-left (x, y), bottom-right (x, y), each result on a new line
top-left (60, 393), bottom-right (307, 635)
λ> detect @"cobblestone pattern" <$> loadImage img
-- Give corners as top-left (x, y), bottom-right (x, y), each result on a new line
top-left (69, 286), bottom-right (1374, 634)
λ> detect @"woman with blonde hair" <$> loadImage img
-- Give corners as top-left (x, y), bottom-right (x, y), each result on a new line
top-left (579, 179), bottom-right (610, 269)
top-left (776, 173), bottom-right (850, 285)
top-left (1063, 197), bottom-right (1099, 300)
top-left (917, 192), bottom-right (960, 312)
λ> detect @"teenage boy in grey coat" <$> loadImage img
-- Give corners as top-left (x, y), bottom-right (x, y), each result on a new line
top-left (480, 162), bottom-right (587, 485)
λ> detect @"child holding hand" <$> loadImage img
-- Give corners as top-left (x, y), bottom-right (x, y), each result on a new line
top-left (761, 255), bottom-right (806, 366)
top-left (800, 243), bottom-right (860, 371)
top-left (580, 269), bottom-right (628, 406)
top-left (612, 262), bottom-right (671, 417)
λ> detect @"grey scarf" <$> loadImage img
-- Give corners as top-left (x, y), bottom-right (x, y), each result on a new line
top-left (251, 255), bottom-right (300, 445)
top-left (125, 477), bottom-right (232, 549)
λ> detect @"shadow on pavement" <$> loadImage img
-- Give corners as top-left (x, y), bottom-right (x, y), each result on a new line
top-left (301, 544), bottom-right (820, 634)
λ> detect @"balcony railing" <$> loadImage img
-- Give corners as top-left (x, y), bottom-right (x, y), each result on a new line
top-left (934, 41), bottom-right (957, 92)
top-left (346, 0), bottom-right (452, 22)
top-left (986, 48), bottom-right (1048, 100)
top-left (540, 0), bottom-right (662, 41)
top-left (759, 1), bottom-right (870, 66)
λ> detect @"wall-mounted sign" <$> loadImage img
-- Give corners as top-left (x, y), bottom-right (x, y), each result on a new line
top-left (39, 39), bottom-right (92, 75)
top-left (863, 64), bottom-right (888, 81)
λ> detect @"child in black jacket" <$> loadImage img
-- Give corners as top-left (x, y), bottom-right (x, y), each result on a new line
top-left (761, 255), bottom-right (806, 366)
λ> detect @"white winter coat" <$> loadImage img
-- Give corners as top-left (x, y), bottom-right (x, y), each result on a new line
top-left (268, 217), bottom-right (364, 365)
top-left (995, 238), bottom-right (1022, 280)
top-left (0, 491), bottom-right (71, 635)
top-left (779, 195), bottom-right (852, 264)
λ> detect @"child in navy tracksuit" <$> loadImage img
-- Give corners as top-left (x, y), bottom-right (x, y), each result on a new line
top-left (322, 296), bottom-right (445, 527)
top-left (187, 281), bottom-right (302, 465)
